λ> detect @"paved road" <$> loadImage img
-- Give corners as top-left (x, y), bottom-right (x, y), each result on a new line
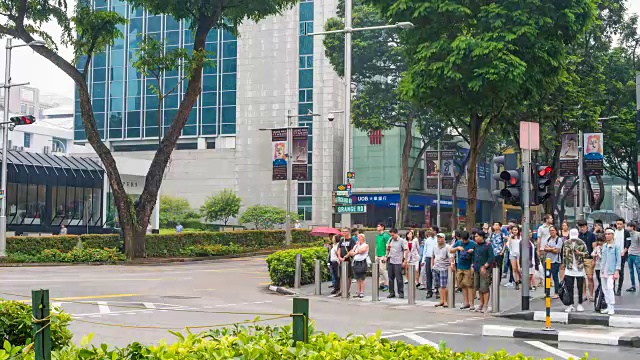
top-left (1, 256), bottom-right (639, 359)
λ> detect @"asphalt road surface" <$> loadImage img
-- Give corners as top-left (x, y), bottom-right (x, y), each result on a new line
top-left (1, 256), bottom-right (639, 359)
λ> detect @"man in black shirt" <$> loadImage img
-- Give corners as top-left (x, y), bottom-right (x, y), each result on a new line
top-left (577, 220), bottom-right (597, 300)
top-left (336, 228), bottom-right (357, 297)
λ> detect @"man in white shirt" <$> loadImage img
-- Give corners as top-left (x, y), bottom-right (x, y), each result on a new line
top-left (614, 218), bottom-right (631, 296)
top-left (421, 227), bottom-right (438, 298)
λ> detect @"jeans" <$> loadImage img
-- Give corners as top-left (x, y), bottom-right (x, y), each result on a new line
top-left (495, 254), bottom-right (505, 280)
top-left (424, 258), bottom-right (433, 291)
top-left (330, 261), bottom-right (340, 291)
top-left (628, 254), bottom-right (640, 288)
top-left (329, 263), bottom-right (337, 288)
top-left (503, 249), bottom-right (514, 282)
top-left (550, 262), bottom-right (561, 294)
top-left (388, 263), bottom-right (404, 296)
top-left (564, 275), bottom-right (584, 305)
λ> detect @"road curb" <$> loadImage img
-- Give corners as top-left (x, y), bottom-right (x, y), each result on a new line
top-left (268, 285), bottom-right (298, 296)
top-left (482, 324), bottom-right (640, 347)
top-left (496, 310), bottom-right (640, 328)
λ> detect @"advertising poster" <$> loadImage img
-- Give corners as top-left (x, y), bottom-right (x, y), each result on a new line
top-left (441, 150), bottom-right (455, 189)
top-left (291, 127), bottom-right (309, 181)
top-left (271, 129), bottom-right (287, 181)
top-left (584, 132), bottom-right (604, 176)
top-left (559, 133), bottom-right (579, 176)
top-left (425, 151), bottom-right (439, 189)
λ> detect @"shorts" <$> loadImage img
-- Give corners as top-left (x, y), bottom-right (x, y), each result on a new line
top-left (474, 270), bottom-right (492, 293)
top-left (509, 253), bottom-right (520, 261)
top-left (432, 269), bottom-right (448, 288)
top-left (456, 269), bottom-right (474, 289)
top-left (584, 258), bottom-right (594, 276)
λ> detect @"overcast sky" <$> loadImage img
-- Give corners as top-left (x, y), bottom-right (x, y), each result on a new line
top-left (1, 2), bottom-right (640, 105)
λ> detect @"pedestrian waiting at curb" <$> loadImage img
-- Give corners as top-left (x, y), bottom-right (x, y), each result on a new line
top-left (350, 234), bottom-right (370, 298)
top-left (375, 223), bottom-right (390, 292)
top-left (451, 230), bottom-right (475, 310)
top-left (433, 232), bottom-right (451, 307)
top-left (508, 225), bottom-right (522, 290)
top-left (329, 235), bottom-right (340, 295)
top-left (472, 230), bottom-right (494, 313)
top-left (562, 228), bottom-right (588, 313)
top-left (600, 228), bottom-right (621, 315)
top-left (422, 228), bottom-right (438, 298)
top-left (386, 228), bottom-right (408, 299)
top-left (406, 229), bottom-right (421, 287)
top-left (626, 222), bottom-right (640, 293)
top-left (543, 226), bottom-right (563, 299)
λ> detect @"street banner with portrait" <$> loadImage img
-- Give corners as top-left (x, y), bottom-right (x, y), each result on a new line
top-left (440, 150), bottom-right (455, 189)
top-left (425, 151), bottom-right (439, 189)
top-left (271, 129), bottom-right (288, 180)
top-left (291, 127), bottom-right (309, 181)
top-left (584, 132), bottom-right (604, 175)
top-left (559, 133), bottom-right (579, 176)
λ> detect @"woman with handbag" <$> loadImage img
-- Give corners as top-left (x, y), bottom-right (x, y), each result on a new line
top-left (350, 234), bottom-right (370, 298)
top-left (405, 230), bottom-right (421, 287)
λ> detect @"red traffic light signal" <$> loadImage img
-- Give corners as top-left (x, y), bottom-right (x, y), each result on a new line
top-left (537, 166), bottom-right (552, 177)
top-left (9, 115), bottom-right (36, 126)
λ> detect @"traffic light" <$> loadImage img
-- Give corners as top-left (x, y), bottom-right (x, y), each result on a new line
top-left (492, 153), bottom-right (522, 206)
top-left (533, 164), bottom-right (553, 205)
top-left (9, 115), bottom-right (36, 126)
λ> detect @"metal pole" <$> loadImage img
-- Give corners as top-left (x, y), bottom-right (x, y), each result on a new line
top-left (543, 258), bottom-right (554, 331)
top-left (314, 259), bottom-right (321, 295)
top-left (285, 114), bottom-right (292, 245)
top-left (371, 261), bottom-right (379, 302)
top-left (491, 266), bottom-right (500, 313)
top-left (577, 130), bottom-right (584, 221)
top-left (408, 263), bottom-right (416, 305)
top-left (437, 139), bottom-right (441, 228)
top-left (0, 38), bottom-right (11, 258)
top-left (342, 0), bottom-right (353, 228)
top-left (521, 149), bottom-right (531, 310)
top-left (341, 261), bottom-right (348, 299)
top-left (294, 253), bottom-right (302, 289)
top-left (447, 266), bottom-right (455, 308)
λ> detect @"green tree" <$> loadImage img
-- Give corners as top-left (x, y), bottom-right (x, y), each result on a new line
top-left (323, 1), bottom-right (443, 227)
top-left (239, 205), bottom-right (298, 230)
top-left (200, 189), bottom-right (242, 225)
top-left (366, 0), bottom-right (596, 226)
top-left (0, 0), bottom-right (299, 259)
top-left (159, 195), bottom-right (198, 227)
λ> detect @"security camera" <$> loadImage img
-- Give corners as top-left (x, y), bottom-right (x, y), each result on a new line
top-left (328, 112), bottom-right (335, 122)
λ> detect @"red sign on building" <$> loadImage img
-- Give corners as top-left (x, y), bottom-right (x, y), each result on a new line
top-left (369, 130), bottom-right (384, 145)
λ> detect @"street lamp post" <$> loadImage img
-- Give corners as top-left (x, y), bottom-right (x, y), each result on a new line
top-left (0, 38), bottom-right (45, 257)
top-left (308, 1), bottom-right (413, 227)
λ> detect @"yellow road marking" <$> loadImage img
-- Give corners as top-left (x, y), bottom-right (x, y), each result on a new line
top-left (17, 293), bottom-right (139, 303)
top-left (258, 282), bottom-right (272, 285)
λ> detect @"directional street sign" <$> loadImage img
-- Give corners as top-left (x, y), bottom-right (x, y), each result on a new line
top-left (335, 196), bottom-right (353, 205)
top-left (335, 190), bottom-right (351, 197)
top-left (347, 172), bottom-right (355, 179)
top-left (336, 184), bottom-right (348, 191)
top-left (335, 205), bottom-right (366, 214)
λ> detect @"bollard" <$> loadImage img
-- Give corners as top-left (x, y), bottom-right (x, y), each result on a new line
top-left (447, 267), bottom-right (455, 308)
top-left (314, 259), bottom-right (322, 295)
top-left (32, 289), bottom-right (51, 360)
top-left (341, 261), bottom-right (349, 299)
top-left (408, 263), bottom-right (416, 305)
top-left (292, 297), bottom-right (309, 344)
top-left (371, 262), bottom-right (379, 302)
top-left (543, 258), bottom-right (554, 331)
top-left (294, 254), bottom-right (302, 290)
top-left (491, 267), bottom-right (500, 313)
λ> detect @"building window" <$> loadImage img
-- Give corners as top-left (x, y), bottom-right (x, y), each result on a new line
top-left (20, 103), bottom-right (26, 113)
top-left (23, 133), bottom-right (31, 148)
top-left (52, 137), bottom-right (67, 153)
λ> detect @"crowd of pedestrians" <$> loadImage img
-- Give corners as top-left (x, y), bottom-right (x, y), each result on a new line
top-left (324, 216), bottom-right (640, 316)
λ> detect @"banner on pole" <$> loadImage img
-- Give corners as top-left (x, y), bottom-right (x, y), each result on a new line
top-left (584, 132), bottom-right (604, 176)
top-left (440, 150), bottom-right (455, 189)
top-left (271, 129), bottom-right (288, 181)
top-left (559, 133), bottom-right (579, 176)
top-left (291, 127), bottom-right (309, 181)
top-left (426, 151), bottom-right (439, 189)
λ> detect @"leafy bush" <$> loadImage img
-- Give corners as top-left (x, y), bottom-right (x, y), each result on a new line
top-left (1, 325), bottom-right (591, 359)
top-left (6, 234), bottom-right (121, 256)
top-left (180, 243), bottom-right (243, 257)
top-left (200, 189), bottom-right (242, 225)
top-left (6, 248), bottom-right (125, 264)
top-left (159, 195), bottom-right (200, 228)
top-left (239, 205), bottom-right (299, 229)
top-left (266, 246), bottom-right (330, 287)
top-left (0, 299), bottom-right (72, 350)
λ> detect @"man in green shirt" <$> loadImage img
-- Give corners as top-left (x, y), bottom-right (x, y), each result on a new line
top-left (376, 222), bottom-right (390, 291)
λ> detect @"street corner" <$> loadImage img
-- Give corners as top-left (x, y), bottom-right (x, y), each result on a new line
top-left (268, 285), bottom-right (298, 296)
top-left (496, 309), bottom-right (640, 329)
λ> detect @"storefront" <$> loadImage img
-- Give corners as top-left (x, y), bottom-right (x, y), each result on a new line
top-left (4, 150), bottom-right (105, 235)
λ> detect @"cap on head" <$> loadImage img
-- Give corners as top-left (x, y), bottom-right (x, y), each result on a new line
top-left (437, 233), bottom-right (445, 238)
top-left (569, 228), bottom-right (580, 240)
top-left (605, 228), bottom-right (615, 235)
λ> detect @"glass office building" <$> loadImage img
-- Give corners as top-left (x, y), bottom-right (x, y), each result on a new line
top-left (74, 0), bottom-right (238, 143)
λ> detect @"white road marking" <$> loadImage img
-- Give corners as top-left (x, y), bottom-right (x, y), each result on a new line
top-left (143, 302), bottom-right (156, 309)
top-left (403, 333), bottom-right (438, 348)
top-left (97, 301), bottom-right (111, 314)
top-left (524, 341), bottom-right (579, 359)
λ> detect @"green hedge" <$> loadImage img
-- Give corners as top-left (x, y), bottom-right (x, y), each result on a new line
top-left (266, 246), bottom-right (330, 287)
top-left (6, 234), bottom-right (121, 256)
top-left (0, 299), bottom-right (72, 350)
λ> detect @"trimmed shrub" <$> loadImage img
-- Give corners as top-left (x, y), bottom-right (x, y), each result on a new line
top-left (5, 248), bottom-right (125, 264)
top-left (266, 246), bottom-right (330, 287)
top-left (0, 299), bottom-right (72, 350)
top-left (6, 234), bottom-right (121, 256)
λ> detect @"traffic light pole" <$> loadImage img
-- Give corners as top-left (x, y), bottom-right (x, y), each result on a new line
top-left (0, 38), bottom-right (12, 257)
top-left (576, 130), bottom-right (585, 221)
top-left (521, 149), bottom-right (531, 310)
top-left (436, 139), bottom-right (441, 228)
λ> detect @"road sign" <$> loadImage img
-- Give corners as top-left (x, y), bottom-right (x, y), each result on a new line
top-left (346, 183), bottom-right (352, 190)
top-left (336, 190), bottom-right (351, 197)
top-left (335, 196), bottom-right (353, 205)
top-left (347, 172), bottom-right (355, 179)
top-left (336, 184), bottom-right (348, 191)
top-left (335, 205), bottom-right (366, 214)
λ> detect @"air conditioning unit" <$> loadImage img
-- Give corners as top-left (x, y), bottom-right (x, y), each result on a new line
top-left (43, 146), bottom-right (50, 154)
top-left (12, 146), bottom-right (23, 151)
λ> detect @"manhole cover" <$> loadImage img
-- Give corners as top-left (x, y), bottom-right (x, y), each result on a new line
top-left (161, 296), bottom-right (201, 299)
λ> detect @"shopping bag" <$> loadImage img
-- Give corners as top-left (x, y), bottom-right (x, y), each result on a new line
top-left (594, 285), bottom-right (607, 312)
top-left (558, 280), bottom-right (572, 306)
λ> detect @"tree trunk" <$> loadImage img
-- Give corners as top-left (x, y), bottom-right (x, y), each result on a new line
top-left (397, 119), bottom-right (414, 228)
top-left (451, 151), bottom-right (471, 230)
top-left (465, 115), bottom-right (482, 229)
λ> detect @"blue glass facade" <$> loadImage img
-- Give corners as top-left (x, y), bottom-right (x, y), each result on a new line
top-left (297, 0), bottom-right (314, 221)
top-left (74, 0), bottom-right (238, 142)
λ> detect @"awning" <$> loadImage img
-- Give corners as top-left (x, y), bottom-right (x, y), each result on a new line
top-left (0, 150), bottom-right (103, 178)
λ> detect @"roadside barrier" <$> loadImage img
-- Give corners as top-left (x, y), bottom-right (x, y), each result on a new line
top-left (543, 258), bottom-right (553, 331)
top-left (491, 266), bottom-right (500, 313)
top-left (314, 259), bottom-right (322, 295)
top-left (408, 263), bottom-right (416, 305)
top-left (447, 267), bottom-right (455, 308)
top-left (294, 253), bottom-right (302, 289)
top-left (371, 262), bottom-right (379, 302)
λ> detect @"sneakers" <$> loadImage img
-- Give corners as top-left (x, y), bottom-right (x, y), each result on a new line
top-left (565, 305), bottom-right (575, 313)
top-left (503, 282), bottom-right (515, 288)
top-left (381, 285), bottom-right (389, 292)
top-left (576, 304), bottom-right (585, 312)
top-left (608, 306), bottom-right (615, 315)
top-left (626, 287), bottom-right (637, 293)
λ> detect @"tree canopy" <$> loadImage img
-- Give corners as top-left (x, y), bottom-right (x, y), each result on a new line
top-left (200, 189), bottom-right (242, 225)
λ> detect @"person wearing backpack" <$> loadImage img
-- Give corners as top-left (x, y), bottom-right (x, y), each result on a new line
top-left (599, 229), bottom-right (621, 315)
